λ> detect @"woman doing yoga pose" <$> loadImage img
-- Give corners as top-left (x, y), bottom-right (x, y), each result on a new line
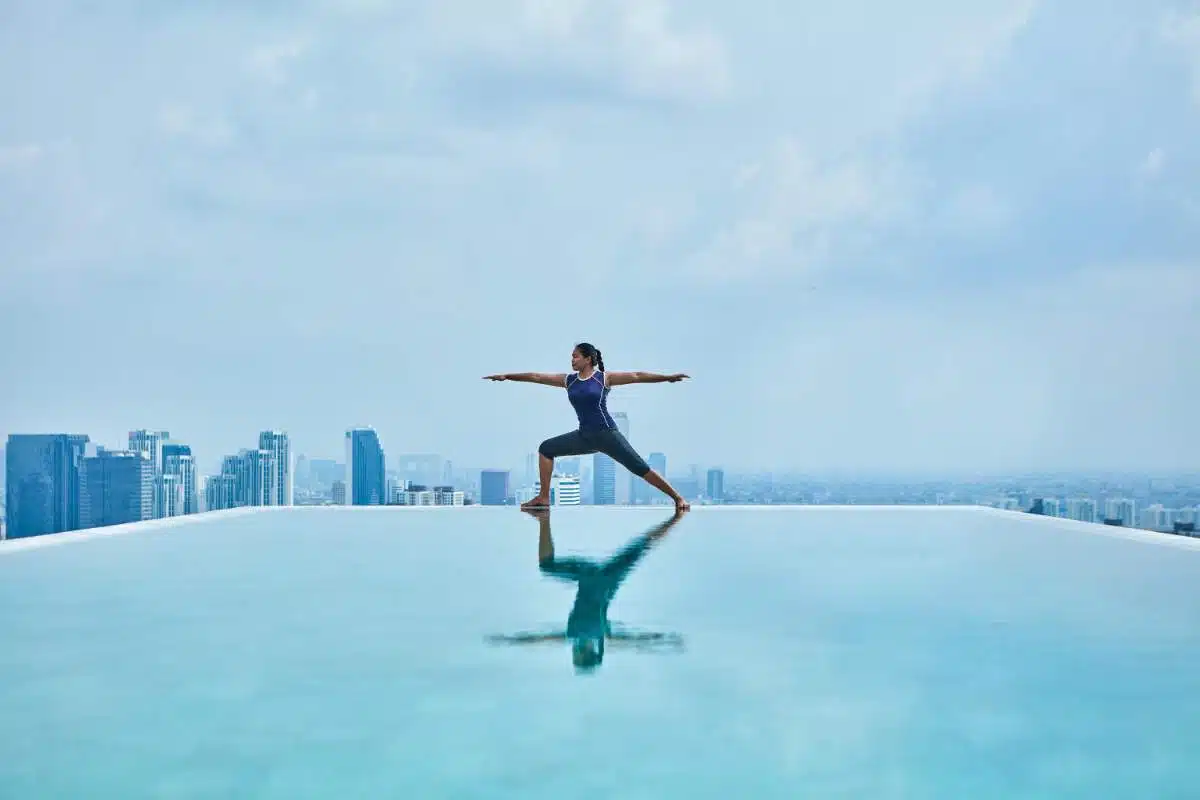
top-left (483, 342), bottom-right (690, 511)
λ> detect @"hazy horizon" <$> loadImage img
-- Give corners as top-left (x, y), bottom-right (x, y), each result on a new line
top-left (3, 0), bottom-right (1198, 477)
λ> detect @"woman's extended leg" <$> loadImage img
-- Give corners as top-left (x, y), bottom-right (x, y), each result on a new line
top-left (641, 469), bottom-right (689, 511)
top-left (522, 430), bottom-right (595, 509)
top-left (594, 429), bottom-right (690, 511)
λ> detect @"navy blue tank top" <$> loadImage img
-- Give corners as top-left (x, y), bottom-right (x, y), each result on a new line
top-left (566, 371), bottom-right (616, 431)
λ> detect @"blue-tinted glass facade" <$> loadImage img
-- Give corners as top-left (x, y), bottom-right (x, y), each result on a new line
top-left (82, 451), bottom-right (154, 528)
top-left (480, 470), bottom-right (510, 506)
top-left (4, 434), bottom-right (89, 539)
top-left (346, 429), bottom-right (385, 506)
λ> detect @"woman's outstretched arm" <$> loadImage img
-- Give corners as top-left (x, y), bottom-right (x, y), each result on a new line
top-left (483, 372), bottom-right (567, 387)
top-left (605, 372), bottom-right (689, 387)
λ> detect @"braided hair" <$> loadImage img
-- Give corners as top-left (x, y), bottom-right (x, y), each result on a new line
top-left (575, 342), bottom-right (605, 372)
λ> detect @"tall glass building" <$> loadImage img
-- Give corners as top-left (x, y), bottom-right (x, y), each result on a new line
top-left (81, 450), bottom-right (155, 528)
top-left (345, 428), bottom-right (386, 506)
top-left (4, 434), bottom-right (89, 539)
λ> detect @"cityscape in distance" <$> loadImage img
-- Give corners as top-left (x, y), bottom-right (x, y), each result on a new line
top-left (3, 421), bottom-right (1199, 542)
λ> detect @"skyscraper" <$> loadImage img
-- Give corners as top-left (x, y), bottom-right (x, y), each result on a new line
top-left (205, 474), bottom-right (237, 512)
top-left (346, 428), bottom-right (386, 505)
top-left (480, 470), bottom-right (511, 506)
top-left (593, 454), bottom-right (615, 505)
top-left (706, 468), bottom-right (725, 503)
top-left (5, 434), bottom-right (89, 539)
top-left (128, 430), bottom-right (168, 518)
top-left (161, 443), bottom-right (197, 515)
top-left (82, 449), bottom-right (155, 528)
top-left (233, 449), bottom-right (271, 507)
top-left (258, 430), bottom-right (293, 506)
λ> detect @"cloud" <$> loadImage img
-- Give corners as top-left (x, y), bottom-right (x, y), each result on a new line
top-left (1, 0), bottom-right (1198, 474)
top-left (427, 0), bottom-right (730, 106)
top-left (247, 37), bottom-right (312, 85)
top-left (157, 105), bottom-right (235, 148)
top-left (685, 139), bottom-right (918, 284)
top-left (1137, 147), bottom-right (1167, 181)
top-left (1163, 8), bottom-right (1200, 104)
top-left (0, 143), bottom-right (44, 169)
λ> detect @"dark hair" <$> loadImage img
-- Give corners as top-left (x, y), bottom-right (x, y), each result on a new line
top-left (575, 342), bottom-right (605, 372)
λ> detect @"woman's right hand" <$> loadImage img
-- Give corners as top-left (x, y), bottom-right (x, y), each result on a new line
top-left (483, 374), bottom-right (509, 381)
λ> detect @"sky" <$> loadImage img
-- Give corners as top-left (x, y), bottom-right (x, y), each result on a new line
top-left (1, 0), bottom-right (1199, 477)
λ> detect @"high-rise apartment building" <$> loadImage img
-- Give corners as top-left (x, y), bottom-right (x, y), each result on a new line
top-left (161, 443), bottom-right (197, 515)
top-left (258, 430), bottom-right (292, 506)
top-left (4, 434), bottom-right (89, 539)
top-left (128, 430), bottom-right (168, 518)
top-left (82, 449), bottom-right (154, 528)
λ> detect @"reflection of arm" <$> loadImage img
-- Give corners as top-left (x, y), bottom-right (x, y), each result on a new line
top-left (539, 556), bottom-right (592, 583)
top-left (485, 631), bottom-right (568, 645)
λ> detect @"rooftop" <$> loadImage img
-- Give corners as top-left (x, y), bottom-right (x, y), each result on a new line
top-left (2, 506), bottom-right (1199, 796)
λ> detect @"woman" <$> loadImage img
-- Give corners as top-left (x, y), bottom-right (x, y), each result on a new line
top-left (483, 342), bottom-right (691, 511)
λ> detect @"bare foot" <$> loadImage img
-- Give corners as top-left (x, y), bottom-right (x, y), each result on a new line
top-left (521, 495), bottom-right (551, 511)
top-left (675, 499), bottom-right (690, 512)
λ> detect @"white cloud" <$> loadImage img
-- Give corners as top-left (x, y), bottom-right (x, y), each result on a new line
top-left (686, 139), bottom-right (918, 283)
top-left (157, 104), bottom-right (234, 148)
top-left (891, 0), bottom-right (1038, 115)
top-left (247, 37), bottom-right (312, 85)
top-left (938, 185), bottom-right (1012, 236)
top-left (0, 143), bottom-right (44, 169)
top-left (427, 0), bottom-right (730, 104)
top-left (612, 0), bottom-right (730, 102)
top-left (1163, 8), bottom-right (1200, 104)
top-left (1138, 147), bottom-right (1167, 181)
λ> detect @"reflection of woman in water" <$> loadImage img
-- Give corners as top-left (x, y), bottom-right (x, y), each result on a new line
top-left (486, 509), bottom-right (687, 673)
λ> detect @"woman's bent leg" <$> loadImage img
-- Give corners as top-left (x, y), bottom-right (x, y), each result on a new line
top-left (522, 430), bottom-right (595, 508)
top-left (594, 429), bottom-right (689, 510)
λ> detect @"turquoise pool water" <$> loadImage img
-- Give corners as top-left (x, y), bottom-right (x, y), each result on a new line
top-left (2, 506), bottom-right (1199, 798)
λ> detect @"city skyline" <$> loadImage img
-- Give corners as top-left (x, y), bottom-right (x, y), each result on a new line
top-left (2, 2), bottom-right (1198, 475)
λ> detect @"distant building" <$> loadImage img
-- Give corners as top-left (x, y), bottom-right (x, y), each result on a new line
top-left (161, 443), bottom-right (198, 515)
top-left (592, 414), bottom-right (629, 505)
top-left (158, 473), bottom-right (185, 518)
top-left (673, 477), bottom-right (701, 502)
top-left (1066, 498), bottom-right (1097, 523)
top-left (396, 454), bottom-right (443, 488)
top-left (5, 434), bottom-right (89, 539)
top-left (706, 468), bottom-right (725, 503)
top-left (205, 474), bottom-right (237, 511)
top-left (1104, 498), bottom-right (1136, 527)
top-left (331, 480), bottom-right (346, 505)
top-left (480, 470), bottom-right (511, 506)
top-left (308, 459), bottom-right (341, 492)
top-left (556, 475), bottom-right (582, 505)
top-left (533, 474), bottom-right (582, 506)
top-left (594, 455), bottom-right (614, 505)
top-left (82, 449), bottom-right (154, 528)
top-left (345, 428), bottom-right (386, 505)
top-left (434, 486), bottom-right (465, 506)
top-left (387, 477), bottom-right (409, 505)
top-left (128, 430), bottom-right (168, 518)
top-left (258, 431), bottom-right (293, 506)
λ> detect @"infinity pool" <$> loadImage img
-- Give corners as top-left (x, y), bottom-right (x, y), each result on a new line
top-left (2, 506), bottom-right (1199, 798)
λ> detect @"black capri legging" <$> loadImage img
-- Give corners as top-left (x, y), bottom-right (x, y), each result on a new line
top-left (538, 428), bottom-right (652, 477)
